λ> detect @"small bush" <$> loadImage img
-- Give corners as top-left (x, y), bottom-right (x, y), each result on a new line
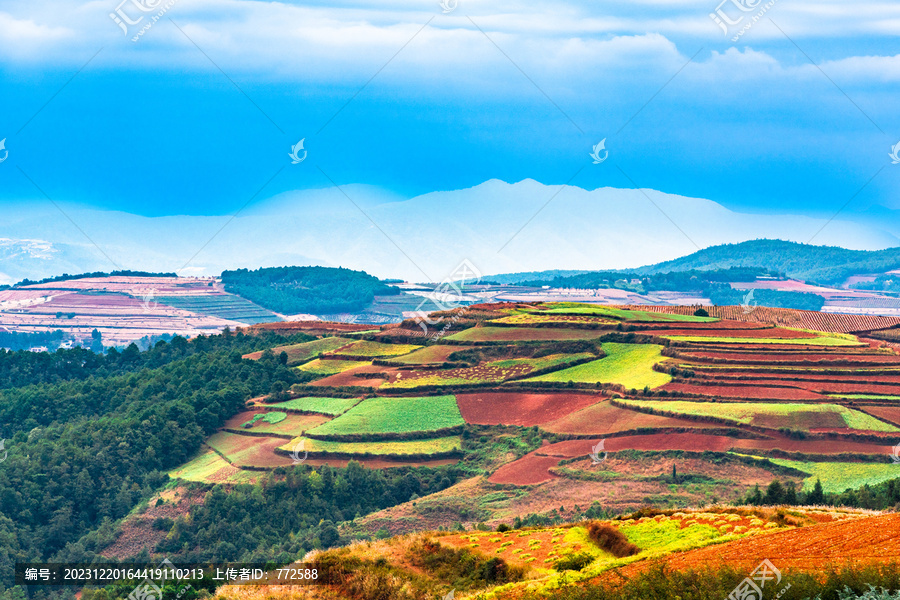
top-left (587, 522), bottom-right (640, 558)
top-left (554, 552), bottom-right (593, 571)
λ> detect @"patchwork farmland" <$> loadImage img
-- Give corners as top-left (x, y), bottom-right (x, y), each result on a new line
top-left (170, 300), bottom-right (900, 516)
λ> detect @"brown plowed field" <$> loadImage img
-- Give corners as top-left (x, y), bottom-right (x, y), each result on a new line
top-left (455, 391), bottom-right (603, 425)
top-left (683, 377), bottom-right (900, 396)
top-left (492, 433), bottom-right (894, 485)
top-left (679, 351), bottom-right (900, 364)
top-left (619, 304), bottom-right (900, 333)
top-left (542, 401), bottom-right (715, 435)
top-left (633, 320), bottom-right (773, 331)
top-left (488, 454), bottom-right (562, 485)
top-left (308, 363), bottom-right (396, 388)
top-left (660, 382), bottom-right (825, 400)
top-left (693, 372), bottom-right (900, 384)
top-left (606, 512), bottom-right (900, 579)
top-left (858, 406), bottom-right (900, 426)
top-left (653, 328), bottom-right (818, 338)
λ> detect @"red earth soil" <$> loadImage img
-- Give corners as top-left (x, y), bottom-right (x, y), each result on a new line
top-left (309, 363), bottom-right (397, 388)
top-left (659, 382), bottom-right (825, 400)
top-left (542, 401), bottom-right (716, 435)
top-left (619, 304), bottom-right (900, 333)
top-left (701, 379), bottom-right (900, 396)
top-left (606, 513), bottom-right (900, 578)
top-left (488, 454), bottom-right (563, 485)
top-left (692, 372), bottom-right (900, 384)
top-left (455, 391), bottom-right (603, 426)
top-left (678, 351), bottom-right (900, 364)
top-left (491, 433), bottom-right (894, 486)
top-left (651, 328), bottom-right (819, 339)
top-left (632, 320), bottom-right (774, 331)
top-left (858, 406), bottom-right (900, 426)
top-left (208, 436), bottom-right (295, 468)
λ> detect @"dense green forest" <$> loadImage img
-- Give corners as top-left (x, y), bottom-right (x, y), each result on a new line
top-left (740, 477), bottom-right (900, 510)
top-left (221, 266), bottom-right (401, 315)
top-left (636, 240), bottom-right (900, 285)
top-left (0, 330), bottom-right (320, 595)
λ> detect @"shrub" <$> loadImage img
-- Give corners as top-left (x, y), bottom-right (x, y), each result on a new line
top-left (587, 522), bottom-right (640, 557)
top-left (554, 552), bottom-right (593, 571)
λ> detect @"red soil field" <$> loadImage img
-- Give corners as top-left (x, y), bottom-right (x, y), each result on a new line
top-left (633, 320), bottom-right (773, 331)
top-left (693, 371), bottom-right (900, 384)
top-left (488, 454), bottom-right (562, 485)
top-left (858, 406), bottom-right (900, 426)
top-left (542, 401), bottom-right (724, 435)
top-left (678, 351), bottom-right (900, 365)
top-left (660, 382), bottom-right (825, 400)
top-left (683, 377), bottom-right (900, 396)
top-left (652, 328), bottom-right (818, 339)
top-left (609, 513), bottom-right (900, 577)
top-left (455, 391), bottom-right (603, 426)
top-left (489, 431), bottom-right (893, 486)
top-left (621, 304), bottom-right (900, 333)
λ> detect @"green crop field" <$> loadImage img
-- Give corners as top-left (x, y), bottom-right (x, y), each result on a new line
top-left (242, 411), bottom-right (287, 427)
top-left (663, 335), bottom-right (862, 346)
top-left (535, 304), bottom-right (718, 322)
top-left (381, 353), bottom-right (594, 389)
top-left (389, 345), bottom-right (459, 365)
top-left (168, 450), bottom-right (256, 484)
top-left (296, 358), bottom-right (369, 376)
top-left (488, 314), bottom-right (617, 326)
top-left (443, 327), bottom-right (605, 343)
top-left (622, 399), bottom-right (900, 432)
top-left (278, 435), bottom-right (461, 457)
top-left (760, 457), bottom-right (900, 494)
top-left (243, 337), bottom-right (353, 365)
top-left (330, 340), bottom-right (422, 357)
top-left (306, 395), bottom-right (464, 436)
top-left (260, 396), bottom-right (361, 415)
top-left (527, 343), bottom-right (672, 389)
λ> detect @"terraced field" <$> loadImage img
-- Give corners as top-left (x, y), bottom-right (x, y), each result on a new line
top-left (257, 396), bottom-right (361, 415)
top-left (277, 435), bottom-right (462, 458)
top-left (443, 326), bottom-right (605, 343)
top-left (242, 336), bottom-right (353, 364)
top-left (620, 399), bottom-right (899, 432)
top-left (527, 343), bottom-right (671, 389)
top-left (329, 340), bottom-right (421, 357)
top-left (305, 395), bottom-right (464, 437)
top-left (297, 358), bottom-right (371, 376)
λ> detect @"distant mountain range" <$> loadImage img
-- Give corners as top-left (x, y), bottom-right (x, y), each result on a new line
top-left (493, 240), bottom-right (900, 286)
top-left (2, 180), bottom-right (898, 284)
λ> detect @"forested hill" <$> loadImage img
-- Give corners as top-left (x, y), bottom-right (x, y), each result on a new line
top-left (636, 240), bottom-right (900, 285)
top-left (221, 266), bottom-right (401, 314)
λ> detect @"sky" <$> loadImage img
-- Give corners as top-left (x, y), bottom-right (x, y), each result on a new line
top-left (0, 0), bottom-right (899, 225)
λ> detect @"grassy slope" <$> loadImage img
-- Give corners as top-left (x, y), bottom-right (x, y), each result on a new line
top-left (296, 358), bottom-right (371, 376)
top-left (279, 435), bottom-right (462, 456)
top-left (333, 340), bottom-right (422, 357)
top-left (764, 457), bottom-right (900, 493)
top-left (260, 396), bottom-right (361, 415)
top-left (306, 395), bottom-right (464, 436)
top-left (622, 399), bottom-right (899, 432)
top-left (527, 343), bottom-right (672, 389)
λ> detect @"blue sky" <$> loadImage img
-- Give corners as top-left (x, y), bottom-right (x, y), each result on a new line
top-left (1, 0), bottom-right (899, 220)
